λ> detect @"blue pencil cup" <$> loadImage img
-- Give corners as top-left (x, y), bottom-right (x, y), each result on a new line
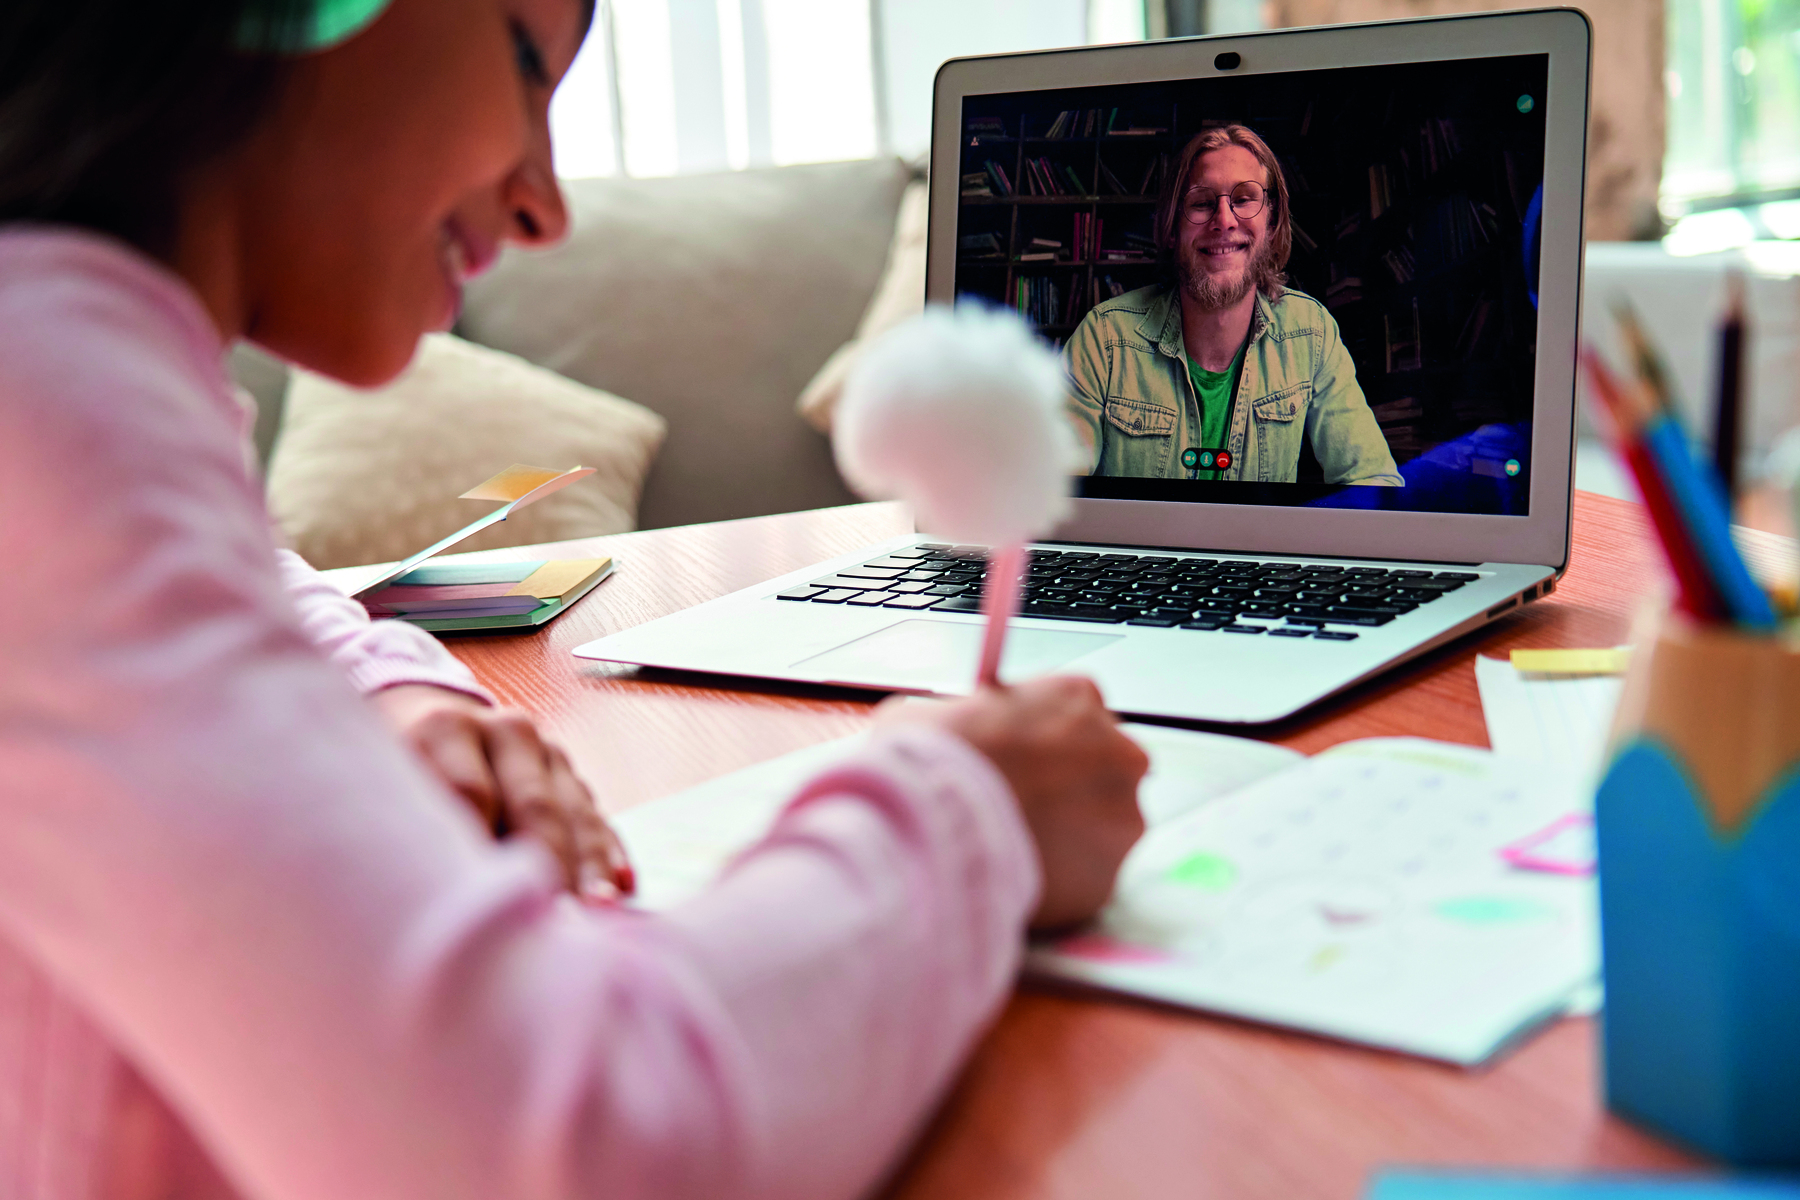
top-left (1596, 613), bottom-right (1800, 1166)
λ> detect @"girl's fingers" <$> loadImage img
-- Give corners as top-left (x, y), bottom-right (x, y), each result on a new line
top-left (410, 709), bottom-right (502, 828)
top-left (547, 751), bottom-right (632, 898)
top-left (482, 716), bottom-right (581, 890)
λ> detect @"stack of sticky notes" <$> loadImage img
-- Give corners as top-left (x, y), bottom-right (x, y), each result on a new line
top-left (348, 463), bottom-right (615, 633)
top-left (360, 557), bottom-right (613, 632)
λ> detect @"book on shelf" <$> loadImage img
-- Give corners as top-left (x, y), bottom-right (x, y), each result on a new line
top-left (1042, 108), bottom-right (1108, 139)
top-left (1097, 159), bottom-right (1129, 195)
top-left (1018, 252), bottom-right (1058, 261)
top-left (1456, 298), bottom-right (1493, 357)
top-left (960, 171), bottom-right (992, 197)
top-left (983, 159), bottom-right (1013, 196)
top-left (958, 231), bottom-right (1004, 258)
top-left (1383, 297), bottom-right (1424, 374)
top-left (1325, 268), bottom-right (1364, 306)
top-left (1381, 246), bottom-right (1417, 283)
top-left (1103, 108), bottom-right (1168, 137)
top-left (1060, 162), bottom-right (1087, 194)
top-left (1136, 154), bottom-right (1169, 197)
top-left (966, 115), bottom-right (1009, 138)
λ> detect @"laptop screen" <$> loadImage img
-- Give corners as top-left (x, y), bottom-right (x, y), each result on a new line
top-left (954, 53), bottom-right (1550, 518)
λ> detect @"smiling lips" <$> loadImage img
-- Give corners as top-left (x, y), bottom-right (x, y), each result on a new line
top-left (1197, 241), bottom-right (1252, 259)
top-left (434, 218), bottom-right (498, 329)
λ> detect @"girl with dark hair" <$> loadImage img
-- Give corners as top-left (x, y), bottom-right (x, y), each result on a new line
top-left (0, 2), bottom-right (1147, 1198)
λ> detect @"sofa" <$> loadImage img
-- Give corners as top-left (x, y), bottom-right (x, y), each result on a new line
top-left (237, 155), bottom-right (924, 562)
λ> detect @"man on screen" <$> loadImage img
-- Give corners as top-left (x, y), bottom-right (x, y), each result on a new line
top-left (1064, 124), bottom-right (1402, 486)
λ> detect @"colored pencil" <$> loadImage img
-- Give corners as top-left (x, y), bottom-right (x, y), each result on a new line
top-left (1581, 349), bottom-right (1725, 622)
top-left (1712, 270), bottom-right (1746, 503)
top-left (1604, 306), bottom-right (1778, 630)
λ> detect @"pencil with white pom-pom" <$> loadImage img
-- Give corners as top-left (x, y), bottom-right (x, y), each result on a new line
top-left (833, 305), bottom-right (1079, 688)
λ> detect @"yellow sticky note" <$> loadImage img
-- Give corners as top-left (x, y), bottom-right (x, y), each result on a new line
top-left (507, 558), bottom-right (611, 602)
top-left (460, 464), bottom-right (573, 503)
top-left (1510, 648), bottom-right (1630, 677)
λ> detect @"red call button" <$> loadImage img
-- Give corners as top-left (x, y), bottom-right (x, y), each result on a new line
top-left (1214, 451), bottom-right (1232, 470)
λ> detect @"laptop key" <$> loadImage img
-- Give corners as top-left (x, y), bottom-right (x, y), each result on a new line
top-left (931, 595), bottom-right (985, 613)
top-left (883, 593), bottom-right (940, 609)
top-left (887, 580), bottom-right (934, 594)
top-left (1321, 610), bottom-right (1396, 626)
top-left (1181, 619), bottom-right (1229, 631)
top-left (1436, 572), bottom-right (1481, 581)
top-left (811, 589), bottom-right (863, 604)
top-left (1268, 628), bottom-right (1314, 638)
top-left (778, 587), bottom-right (824, 601)
top-left (1221, 624), bottom-right (1266, 634)
top-left (1022, 603), bottom-right (1125, 623)
top-left (1315, 630), bottom-right (1360, 641)
top-left (811, 575), bottom-right (881, 591)
top-left (1128, 616), bottom-right (1181, 627)
top-left (845, 592), bottom-right (891, 606)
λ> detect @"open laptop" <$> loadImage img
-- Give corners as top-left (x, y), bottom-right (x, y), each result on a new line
top-left (573, 8), bottom-right (1591, 725)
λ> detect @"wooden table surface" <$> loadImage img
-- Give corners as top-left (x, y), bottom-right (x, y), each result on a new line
top-left (446, 490), bottom-right (1704, 1199)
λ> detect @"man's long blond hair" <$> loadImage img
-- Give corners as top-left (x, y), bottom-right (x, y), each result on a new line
top-left (1155, 124), bottom-right (1292, 299)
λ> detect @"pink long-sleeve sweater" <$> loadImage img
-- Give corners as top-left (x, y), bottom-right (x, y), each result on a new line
top-left (0, 228), bottom-right (1039, 1200)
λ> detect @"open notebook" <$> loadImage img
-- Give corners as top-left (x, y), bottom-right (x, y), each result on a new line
top-left (614, 726), bottom-right (1596, 1066)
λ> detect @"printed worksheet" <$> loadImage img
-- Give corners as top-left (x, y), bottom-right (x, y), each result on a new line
top-left (616, 732), bottom-right (1594, 1066)
top-left (1034, 738), bottom-right (1595, 1064)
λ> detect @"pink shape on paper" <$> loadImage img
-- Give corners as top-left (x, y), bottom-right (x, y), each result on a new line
top-left (1499, 813), bottom-right (1595, 876)
top-left (1054, 933), bottom-right (1173, 965)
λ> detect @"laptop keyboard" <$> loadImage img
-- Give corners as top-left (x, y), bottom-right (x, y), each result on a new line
top-left (777, 544), bottom-right (1481, 641)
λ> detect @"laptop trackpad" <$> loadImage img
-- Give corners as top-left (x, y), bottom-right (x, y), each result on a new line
top-left (793, 619), bottom-right (1120, 692)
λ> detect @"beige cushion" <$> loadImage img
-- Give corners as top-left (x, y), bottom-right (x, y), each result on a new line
top-left (796, 177), bottom-right (929, 434)
top-left (458, 158), bottom-right (911, 529)
top-left (266, 334), bottom-right (667, 570)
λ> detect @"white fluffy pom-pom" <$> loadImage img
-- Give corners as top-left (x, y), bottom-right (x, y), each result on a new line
top-left (833, 305), bottom-right (1078, 546)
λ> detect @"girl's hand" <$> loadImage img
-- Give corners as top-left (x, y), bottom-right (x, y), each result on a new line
top-left (877, 676), bottom-right (1148, 930)
top-left (372, 685), bottom-right (633, 900)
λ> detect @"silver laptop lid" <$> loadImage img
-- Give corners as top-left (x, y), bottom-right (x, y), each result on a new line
top-left (927, 9), bottom-right (1590, 569)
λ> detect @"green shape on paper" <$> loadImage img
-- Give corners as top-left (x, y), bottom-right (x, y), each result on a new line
top-left (1435, 897), bottom-right (1557, 926)
top-left (1166, 852), bottom-right (1237, 892)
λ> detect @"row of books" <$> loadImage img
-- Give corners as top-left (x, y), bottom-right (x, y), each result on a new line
top-left (1024, 155), bottom-right (1088, 196)
top-left (960, 155), bottom-right (1171, 200)
top-left (1376, 292), bottom-right (1498, 375)
top-left (1011, 272), bottom-right (1141, 330)
top-left (958, 222), bottom-right (1159, 264)
top-left (963, 110), bottom-right (1172, 140)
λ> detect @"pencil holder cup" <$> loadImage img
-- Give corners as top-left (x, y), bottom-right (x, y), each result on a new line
top-left (1596, 610), bottom-right (1800, 1166)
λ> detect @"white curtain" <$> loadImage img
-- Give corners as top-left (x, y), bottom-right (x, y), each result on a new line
top-left (551, 0), bottom-right (1154, 179)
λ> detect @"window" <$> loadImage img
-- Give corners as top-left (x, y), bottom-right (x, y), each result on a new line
top-left (550, 0), bottom-right (1145, 179)
top-left (1664, 0), bottom-right (1800, 216)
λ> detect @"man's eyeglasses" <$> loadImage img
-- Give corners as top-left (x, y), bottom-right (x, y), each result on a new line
top-left (1181, 182), bottom-right (1267, 223)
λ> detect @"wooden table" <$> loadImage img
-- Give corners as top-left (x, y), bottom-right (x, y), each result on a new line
top-left (446, 491), bottom-right (1706, 1199)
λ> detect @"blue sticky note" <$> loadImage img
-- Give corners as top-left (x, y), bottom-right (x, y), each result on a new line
top-left (1368, 1172), bottom-right (1800, 1199)
top-left (392, 561), bottom-right (545, 587)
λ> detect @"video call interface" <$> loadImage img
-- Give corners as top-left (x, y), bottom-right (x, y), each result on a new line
top-left (954, 54), bottom-right (1550, 517)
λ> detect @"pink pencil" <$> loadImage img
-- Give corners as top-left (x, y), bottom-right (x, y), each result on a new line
top-left (976, 543), bottom-right (1028, 687)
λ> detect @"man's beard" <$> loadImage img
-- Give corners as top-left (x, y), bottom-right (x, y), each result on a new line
top-left (1178, 236), bottom-right (1269, 311)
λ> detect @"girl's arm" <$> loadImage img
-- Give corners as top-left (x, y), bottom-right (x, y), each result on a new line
top-left (275, 546), bottom-right (494, 702)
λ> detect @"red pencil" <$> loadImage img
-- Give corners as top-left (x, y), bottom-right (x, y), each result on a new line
top-left (1581, 349), bottom-right (1725, 622)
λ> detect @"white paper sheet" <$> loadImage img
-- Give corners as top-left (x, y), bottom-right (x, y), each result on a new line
top-left (1029, 738), bottom-right (1596, 1065)
top-left (615, 728), bottom-right (1593, 1065)
top-left (613, 724), bottom-right (1301, 911)
top-left (1474, 655), bottom-right (1623, 788)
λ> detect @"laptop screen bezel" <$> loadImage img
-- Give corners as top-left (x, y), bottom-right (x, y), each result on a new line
top-left (927, 8), bottom-right (1590, 569)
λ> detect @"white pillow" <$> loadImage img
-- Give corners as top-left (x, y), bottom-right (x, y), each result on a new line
top-left (267, 334), bottom-right (667, 570)
top-left (796, 177), bottom-right (929, 433)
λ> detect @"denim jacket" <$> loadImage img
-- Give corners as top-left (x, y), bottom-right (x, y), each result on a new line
top-left (1064, 284), bottom-right (1403, 486)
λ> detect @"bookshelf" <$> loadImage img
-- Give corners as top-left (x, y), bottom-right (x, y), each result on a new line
top-left (956, 106), bottom-right (1178, 345)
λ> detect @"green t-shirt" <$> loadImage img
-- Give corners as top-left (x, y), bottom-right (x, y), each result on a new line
top-left (1185, 347), bottom-right (1245, 480)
